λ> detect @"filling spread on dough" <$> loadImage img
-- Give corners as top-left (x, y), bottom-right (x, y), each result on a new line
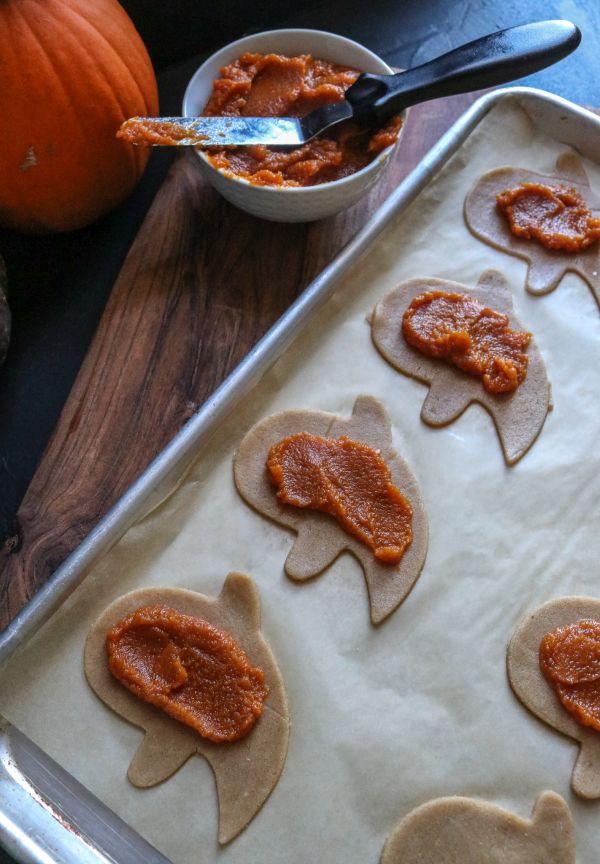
top-left (402, 290), bottom-right (531, 394)
top-left (540, 619), bottom-right (600, 732)
top-left (200, 52), bottom-right (402, 187)
top-left (496, 182), bottom-right (600, 251)
top-left (106, 606), bottom-right (268, 742)
top-left (267, 432), bottom-right (413, 564)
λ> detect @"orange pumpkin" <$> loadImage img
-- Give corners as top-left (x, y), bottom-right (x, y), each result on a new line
top-left (0, 0), bottom-right (159, 233)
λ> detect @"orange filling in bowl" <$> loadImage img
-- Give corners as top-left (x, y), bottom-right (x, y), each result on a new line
top-left (202, 52), bottom-right (402, 187)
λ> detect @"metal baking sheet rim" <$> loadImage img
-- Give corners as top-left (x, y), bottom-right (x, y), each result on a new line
top-left (1, 86), bottom-right (599, 864)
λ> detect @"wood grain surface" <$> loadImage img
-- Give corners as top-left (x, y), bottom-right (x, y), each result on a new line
top-left (0, 92), bottom-right (482, 630)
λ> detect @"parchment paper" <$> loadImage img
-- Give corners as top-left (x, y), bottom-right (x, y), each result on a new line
top-left (2, 98), bottom-right (600, 863)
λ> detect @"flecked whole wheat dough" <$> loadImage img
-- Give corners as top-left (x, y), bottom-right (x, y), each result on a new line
top-left (84, 573), bottom-right (290, 844)
top-left (233, 394), bottom-right (428, 624)
top-left (508, 596), bottom-right (600, 799)
top-left (464, 151), bottom-right (600, 307)
top-left (380, 791), bottom-right (575, 864)
top-left (370, 269), bottom-right (551, 465)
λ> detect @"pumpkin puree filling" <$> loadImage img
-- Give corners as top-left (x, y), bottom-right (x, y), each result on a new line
top-left (267, 432), bottom-right (413, 564)
top-left (402, 290), bottom-right (531, 394)
top-left (106, 605), bottom-right (268, 742)
top-left (201, 52), bottom-right (402, 186)
top-left (496, 182), bottom-right (600, 251)
top-left (540, 619), bottom-right (600, 732)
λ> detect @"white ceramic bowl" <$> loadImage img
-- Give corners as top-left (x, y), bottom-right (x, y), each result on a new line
top-left (182, 29), bottom-right (403, 222)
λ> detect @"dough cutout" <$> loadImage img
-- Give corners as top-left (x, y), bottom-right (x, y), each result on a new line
top-left (464, 151), bottom-right (600, 306)
top-left (380, 790), bottom-right (575, 863)
top-left (234, 395), bottom-right (428, 624)
top-left (84, 573), bottom-right (290, 843)
top-left (370, 269), bottom-right (551, 465)
top-left (508, 596), bottom-right (600, 799)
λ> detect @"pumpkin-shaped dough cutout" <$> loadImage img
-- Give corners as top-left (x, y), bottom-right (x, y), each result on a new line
top-left (464, 151), bottom-right (600, 306)
top-left (371, 269), bottom-right (550, 465)
top-left (508, 596), bottom-right (600, 799)
top-left (380, 791), bottom-right (575, 863)
top-left (234, 395), bottom-right (428, 625)
top-left (84, 573), bottom-right (289, 843)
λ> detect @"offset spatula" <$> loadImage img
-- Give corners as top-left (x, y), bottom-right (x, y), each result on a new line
top-left (119, 20), bottom-right (581, 148)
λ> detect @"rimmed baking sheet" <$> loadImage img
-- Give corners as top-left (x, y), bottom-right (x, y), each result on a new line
top-left (1, 88), bottom-right (600, 863)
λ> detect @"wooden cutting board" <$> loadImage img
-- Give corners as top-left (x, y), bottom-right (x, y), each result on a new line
top-left (0, 92), bottom-right (484, 630)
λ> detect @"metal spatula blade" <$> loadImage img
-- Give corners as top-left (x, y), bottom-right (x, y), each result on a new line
top-left (118, 102), bottom-right (353, 149)
top-left (119, 115), bottom-right (303, 148)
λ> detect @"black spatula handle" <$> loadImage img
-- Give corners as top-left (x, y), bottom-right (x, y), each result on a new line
top-left (345, 20), bottom-right (581, 123)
